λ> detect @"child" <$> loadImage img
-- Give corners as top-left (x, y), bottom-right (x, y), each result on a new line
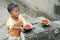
top-left (7, 3), bottom-right (26, 40)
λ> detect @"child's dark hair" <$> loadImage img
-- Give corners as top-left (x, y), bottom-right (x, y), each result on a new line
top-left (7, 3), bottom-right (18, 13)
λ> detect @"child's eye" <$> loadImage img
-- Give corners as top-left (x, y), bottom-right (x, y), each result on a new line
top-left (16, 11), bottom-right (17, 12)
top-left (15, 10), bottom-right (18, 12)
top-left (18, 9), bottom-right (19, 11)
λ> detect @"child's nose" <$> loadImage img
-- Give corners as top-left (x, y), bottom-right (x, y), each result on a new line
top-left (17, 11), bottom-right (19, 14)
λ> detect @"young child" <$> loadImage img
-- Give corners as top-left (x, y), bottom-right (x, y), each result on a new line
top-left (7, 3), bottom-right (26, 40)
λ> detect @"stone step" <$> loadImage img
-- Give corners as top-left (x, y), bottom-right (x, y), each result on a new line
top-left (0, 27), bottom-right (8, 40)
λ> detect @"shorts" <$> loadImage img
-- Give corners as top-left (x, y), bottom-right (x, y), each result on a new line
top-left (8, 36), bottom-right (20, 40)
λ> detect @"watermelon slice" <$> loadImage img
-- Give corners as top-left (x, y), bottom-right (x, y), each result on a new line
top-left (40, 18), bottom-right (50, 25)
top-left (24, 23), bottom-right (32, 30)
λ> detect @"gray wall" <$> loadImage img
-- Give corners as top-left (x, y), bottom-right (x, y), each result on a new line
top-left (5, 0), bottom-right (60, 20)
top-left (18, 0), bottom-right (60, 20)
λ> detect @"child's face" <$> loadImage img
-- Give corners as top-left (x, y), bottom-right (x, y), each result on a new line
top-left (10, 7), bottom-right (19, 17)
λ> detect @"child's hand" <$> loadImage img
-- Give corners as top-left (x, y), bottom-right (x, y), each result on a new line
top-left (20, 27), bottom-right (24, 32)
top-left (11, 20), bottom-right (24, 30)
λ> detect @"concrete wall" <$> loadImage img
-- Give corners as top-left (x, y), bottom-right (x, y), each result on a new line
top-left (18, 0), bottom-right (60, 20)
top-left (19, 0), bottom-right (56, 14)
top-left (5, 0), bottom-right (60, 20)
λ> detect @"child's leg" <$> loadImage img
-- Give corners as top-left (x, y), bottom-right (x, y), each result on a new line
top-left (16, 36), bottom-right (21, 40)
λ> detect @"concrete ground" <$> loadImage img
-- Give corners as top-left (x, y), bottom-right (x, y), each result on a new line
top-left (0, 0), bottom-right (10, 40)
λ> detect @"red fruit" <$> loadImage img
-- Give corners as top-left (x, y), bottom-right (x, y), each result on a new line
top-left (24, 23), bottom-right (32, 29)
top-left (41, 20), bottom-right (48, 24)
top-left (40, 19), bottom-right (50, 25)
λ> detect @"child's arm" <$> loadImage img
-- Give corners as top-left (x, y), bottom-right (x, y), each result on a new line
top-left (7, 18), bottom-right (24, 32)
top-left (19, 15), bottom-right (26, 27)
top-left (13, 24), bottom-right (24, 32)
